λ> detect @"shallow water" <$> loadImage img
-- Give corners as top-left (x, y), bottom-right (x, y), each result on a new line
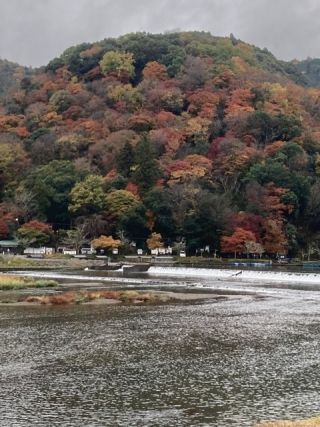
top-left (1, 270), bottom-right (320, 426)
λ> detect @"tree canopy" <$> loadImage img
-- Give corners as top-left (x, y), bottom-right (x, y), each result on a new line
top-left (0, 31), bottom-right (320, 257)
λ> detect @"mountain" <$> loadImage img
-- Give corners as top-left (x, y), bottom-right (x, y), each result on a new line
top-left (0, 31), bottom-right (320, 258)
top-left (45, 32), bottom-right (308, 85)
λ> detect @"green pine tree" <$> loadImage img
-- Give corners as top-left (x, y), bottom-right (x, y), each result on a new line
top-left (132, 137), bottom-right (160, 194)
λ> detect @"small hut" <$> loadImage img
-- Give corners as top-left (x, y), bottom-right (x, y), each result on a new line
top-left (0, 240), bottom-right (20, 255)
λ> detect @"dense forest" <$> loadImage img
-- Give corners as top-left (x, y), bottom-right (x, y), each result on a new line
top-left (1, 31), bottom-right (320, 258)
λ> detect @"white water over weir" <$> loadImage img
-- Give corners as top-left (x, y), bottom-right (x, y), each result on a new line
top-left (148, 266), bottom-right (320, 284)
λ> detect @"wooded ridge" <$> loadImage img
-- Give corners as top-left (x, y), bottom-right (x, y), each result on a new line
top-left (0, 31), bottom-right (319, 258)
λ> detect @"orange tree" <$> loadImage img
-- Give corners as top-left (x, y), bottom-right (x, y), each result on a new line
top-left (17, 220), bottom-right (53, 247)
top-left (221, 227), bottom-right (256, 258)
top-left (91, 235), bottom-right (122, 253)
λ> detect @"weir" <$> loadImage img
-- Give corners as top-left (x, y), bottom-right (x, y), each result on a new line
top-left (147, 266), bottom-right (320, 284)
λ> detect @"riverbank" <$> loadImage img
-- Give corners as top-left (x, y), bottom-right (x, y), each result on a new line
top-left (0, 254), bottom-right (106, 271)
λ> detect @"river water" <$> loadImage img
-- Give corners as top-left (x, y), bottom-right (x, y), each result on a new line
top-left (1, 267), bottom-right (320, 426)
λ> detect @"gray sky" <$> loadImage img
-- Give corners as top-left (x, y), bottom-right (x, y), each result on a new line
top-left (1, 0), bottom-right (319, 67)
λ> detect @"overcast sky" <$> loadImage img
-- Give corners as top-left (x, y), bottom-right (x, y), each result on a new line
top-left (1, 0), bottom-right (319, 67)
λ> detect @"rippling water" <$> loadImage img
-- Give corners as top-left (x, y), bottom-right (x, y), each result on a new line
top-left (1, 271), bottom-right (320, 426)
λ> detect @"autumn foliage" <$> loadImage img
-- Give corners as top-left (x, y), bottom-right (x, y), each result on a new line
top-left (91, 235), bottom-right (122, 250)
top-left (20, 220), bottom-right (52, 234)
top-left (147, 232), bottom-right (164, 250)
top-left (221, 228), bottom-right (257, 258)
top-left (0, 31), bottom-right (320, 258)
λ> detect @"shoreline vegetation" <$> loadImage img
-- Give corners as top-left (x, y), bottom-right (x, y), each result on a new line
top-left (0, 287), bottom-right (220, 306)
top-left (255, 416), bottom-right (320, 426)
top-left (23, 289), bottom-right (174, 305)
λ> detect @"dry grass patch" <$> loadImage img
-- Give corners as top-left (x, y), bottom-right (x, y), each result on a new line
top-left (0, 256), bottom-right (36, 268)
top-left (85, 290), bottom-right (120, 301)
top-left (23, 289), bottom-right (173, 305)
top-left (0, 274), bottom-right (57, 290)
top-left (25, 292), bottom-right (79, 305)
top-left (118, 290), bottom-right (169, 303)
top-left (255, 416), bottom-right (320, 426)
top-left (118, 290), bottom-right (140, 302)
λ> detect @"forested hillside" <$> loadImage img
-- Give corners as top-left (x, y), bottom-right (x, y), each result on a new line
top-left (1, 31), bottom-right (320, 258)
top-left (0, 59), bottom-right (29, 101)
top-left (295, 57), bottom-right (320, 87)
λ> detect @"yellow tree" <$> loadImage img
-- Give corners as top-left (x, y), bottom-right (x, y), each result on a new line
top-left (107, 83), bottom-right (142, 111)
top-left (147, 232), bottom-right (164, 250)
top-left (106, 190), bottom-right (140, 220)
top-left (167, 155), bottom-right (212, 185)
top-left (99, 51), bottom-right (135, 81)
top-left (91, 235), bottom-right (122, 250)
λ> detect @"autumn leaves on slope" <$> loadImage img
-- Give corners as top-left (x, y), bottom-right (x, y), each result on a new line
top-left (0, 32), bottom-right (319, 257)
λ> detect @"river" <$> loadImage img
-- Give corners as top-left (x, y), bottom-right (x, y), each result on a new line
top-left (1, 267), bottom-right (320, 426)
